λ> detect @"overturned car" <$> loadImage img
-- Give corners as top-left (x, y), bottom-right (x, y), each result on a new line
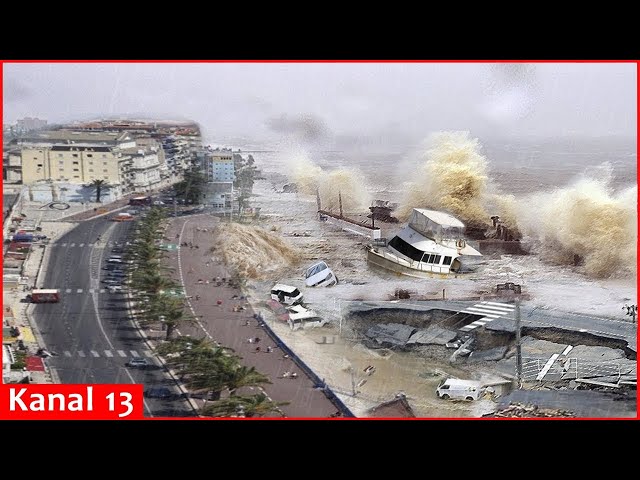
top-left (304, 261), bottom-right (338, 287)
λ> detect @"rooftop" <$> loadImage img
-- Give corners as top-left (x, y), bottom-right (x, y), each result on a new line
top-left (19, 130), bottom-right (132, 145)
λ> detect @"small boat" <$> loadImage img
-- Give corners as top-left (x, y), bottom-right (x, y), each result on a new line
top-left (366, 208), bottom-right (482, 278)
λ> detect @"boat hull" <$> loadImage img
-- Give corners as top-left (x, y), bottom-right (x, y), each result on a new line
top-left (366, 248), bottom-right (458, 279)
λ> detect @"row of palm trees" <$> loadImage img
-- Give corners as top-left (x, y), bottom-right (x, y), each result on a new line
top-left (125, 207), bottom-right (286, 417)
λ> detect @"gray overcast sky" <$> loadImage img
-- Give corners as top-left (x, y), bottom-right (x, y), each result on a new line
top-left (3, 62), bottom-right (636, 146)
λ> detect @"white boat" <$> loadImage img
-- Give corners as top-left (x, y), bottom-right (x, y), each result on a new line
top-left (366, 208), bottom-right (482, 278)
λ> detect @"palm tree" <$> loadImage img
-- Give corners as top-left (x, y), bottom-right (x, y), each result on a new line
top-left (86, 179), bottom-right (110, 203)
top-left (224, 366), bottom-right (272, 397)
top-left (200, 394), bottom-right (287, 418)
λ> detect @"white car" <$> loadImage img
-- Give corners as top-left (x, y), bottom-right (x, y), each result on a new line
top-left (286, 305), bottom-right (328, 331)
top-left (304, 261), bottom-right (338, 287)
top-left (270, 284), bottom-right (304, 305)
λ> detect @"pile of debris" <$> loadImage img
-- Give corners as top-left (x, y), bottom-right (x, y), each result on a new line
top-left (485, 402), bottom-right (576, 418)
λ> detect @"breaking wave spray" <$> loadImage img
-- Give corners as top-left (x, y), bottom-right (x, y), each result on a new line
top-left (397, 131), bottom-right (491, 227)
top-left (285, 148), bottom-right (371, 212)
top-left (214, 223), bottom-right (301, 280)
top-left (397, 131), bottom-right (636, 278)
top-left (514, 164), bottom-right (637, 278)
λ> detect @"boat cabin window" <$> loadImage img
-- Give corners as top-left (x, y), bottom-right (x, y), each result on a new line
top-left (388, 236), bottom-right (424, 262)
top-left (443, 256), bottom-right (452, 266)
top-left (434, 255), bottom-right (442, 264)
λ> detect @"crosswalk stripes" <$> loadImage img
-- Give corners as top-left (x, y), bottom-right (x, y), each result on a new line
top-left (77, 288), bottom-right (83, 293)
top-left (99, 289), bottom-right (105, 293)
top-left (459, 301), bottom-right (516, 332)
top-left (60, 349), bottom-right (149, 358)
top-left (79, 243), bottom-right (85, 247)
top-left (66, 288), bottom-right (72, 293)
top-left (89, 289), bottom-right (95, 294)
top-left (70, 243), bottom-right (76, 247)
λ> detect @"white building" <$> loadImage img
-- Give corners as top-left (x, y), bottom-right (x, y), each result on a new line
top-left (204, 151), bottom-right (235, 208)
top-left (122, 147), bottom-right (162, 192)
top-left (3, 344), bottom-right (15, 383)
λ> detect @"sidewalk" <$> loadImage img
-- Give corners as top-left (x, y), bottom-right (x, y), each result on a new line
top-left (160, 215), bottom-right (342, 418)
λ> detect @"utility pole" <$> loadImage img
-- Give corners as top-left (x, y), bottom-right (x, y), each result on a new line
top-left (515, 298), bottom-right (522, 389)
top-left (338, 191), bottom-right (343, 218)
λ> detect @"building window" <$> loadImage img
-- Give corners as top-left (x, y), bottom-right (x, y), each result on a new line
top-left (73, 168), bottom-right (79, 172)
top-left (103, 162), bottom-right (108, 165)
top-left (73, 161), bottom-right (79, 165)
top-left (103, 176), bottom-right (109, 179)
top-left (103, 169), bottom-right (108, 173)
top-left (58, 154), bottom-right (63, 158)
top-left (74, 175), bottom-right (80, 178)
top-left (72, 154), bottom-right (78, 158)
top-left (433, 255), bottom-right (442, 264)
top-left (89, 161), bottom-right (93, 165)
top-left (59, 160), bottom-right (64, 164)
top-left (89, 169), bottom-right (94, 172)
top-left (102, 154), bottom-right (107, 158)
top-left (37, 164), bottom-right (43, 167)
top-left (33, 157), bottom-right (38, 160)
top-left (87, 154), bottom-right (93, 157)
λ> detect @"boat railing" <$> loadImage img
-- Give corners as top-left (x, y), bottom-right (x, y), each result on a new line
top-left (371, 247), bottom-right (449, 274)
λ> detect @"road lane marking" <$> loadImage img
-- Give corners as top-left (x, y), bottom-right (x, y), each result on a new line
top-left (536, 354), bottom-right (560, 381)
top-left (461, 310), bottom-right (500, 318)
top-left (473, 304), bottom-right (513, 314)
top-left (66, 289), bottom-right (72, 293)
top-left (70, 243), bottom-right (76, 247)
top-left (104, 350), bottom-right (114, 357)
top-left (143, 350), bottom-right (154, 357)
top-left (90, 350), bottom-right (99, 357)
top-left (79, 243), bottom-right (85, 247)
top-left (64, 351), bottom-right (72, 357)
top-left (99, 289), bottom-right (105, 293)
top-left (77, 289), bottom-right (83, 293)
top-left (562, 345), bottom-right (573, 356)
top-left (117, 350), bottom-right (127, 357)
top-left (89, 289), bottom-right (95, 294)
top-left (130, 350), bottom-right (139, 357)
top-left (484, 301), bottom-right (515, 308)
top-left (78, 351), bottom-right (86, 357)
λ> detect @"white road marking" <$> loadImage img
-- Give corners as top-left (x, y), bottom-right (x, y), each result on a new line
top-left (90, 350), bottom-right (100, 357)
top-left (77, 288), bottom-right (83, 293)
top-left (536, 353), bottom-right (560, 381)
top-left (89, 289), bottom-right (95, 294)
top-left (70, 243), bottom-right (76, 247)
top-left (79, 243), bottom-right (85, 247)
top-left (484, 301), bottom-right (515, 308)
top-left (562, 345), bottom-right (573, 356)
top-left (63, 351), bottom-right (72, 357)
top-left (474, 304), bottom-right (514, 314)
top-left (88, 243), bottom-right (94, 247)
top-left (471, 321), bottom-right (487, 326)
top-left (117, 350), bottom-right (127, 357)
top-left (104, 350), bottom-right (114, 357)
top-left (461, 309), bottom-right (500, 318)
top-left (61, 243), bottom-right (67, 247)
top-left (66, 289), bottom-right (72, 293)
top-left (78, 351), bottom-right (86, 357)
top-left (459, 325), bottom-right (475, 331)
top-left (143, 350), bottom-right (154, 357)
top-left (99, 289), bottom-right (105, 293)
top-left (130, 350), bottom-right (139, 357)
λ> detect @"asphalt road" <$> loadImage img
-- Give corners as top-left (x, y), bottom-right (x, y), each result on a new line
top-left (31, 215), bottom-right (195, 417)
top-left (352, 299), bottom-right (637, 352)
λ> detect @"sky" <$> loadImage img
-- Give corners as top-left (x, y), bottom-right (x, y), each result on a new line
top-left (3, 62), bottom-right (637, 148)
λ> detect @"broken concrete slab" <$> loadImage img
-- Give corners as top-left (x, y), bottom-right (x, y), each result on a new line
top-left (468, 346), bottom-right (509, 362)
top-left (364, 323), bottom-right (416, 348)
top-left (407, 325), bottom-right (457, 346)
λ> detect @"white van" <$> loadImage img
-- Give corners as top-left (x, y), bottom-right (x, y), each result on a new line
top-left (270, 284), bottom-right (304, 305)
top-left (304, 261), bottom-right (338, 288)
top-left (287, 305), bottom-right (328, 331)
top-left (436, 378), bottom-right (486, 401)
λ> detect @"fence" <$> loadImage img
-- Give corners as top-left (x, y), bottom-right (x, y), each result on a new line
top-left (521, 357), bottom-right (634, 383)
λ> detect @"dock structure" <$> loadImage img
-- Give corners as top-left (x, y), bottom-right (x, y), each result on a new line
top-left (318, 209), bottom-right (381, 240)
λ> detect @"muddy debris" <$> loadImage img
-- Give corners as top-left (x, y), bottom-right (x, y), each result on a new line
top-left (485, 402), bottom-right (576, 418)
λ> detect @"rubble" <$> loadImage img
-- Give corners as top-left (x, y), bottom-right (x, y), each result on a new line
top-left (485, 402), bottom-right (576, 418)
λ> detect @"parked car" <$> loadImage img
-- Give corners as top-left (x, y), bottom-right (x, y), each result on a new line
top-left (144, 387), bottom-right (174, 399)
top-left (126, 358), bottom-right (151, 368)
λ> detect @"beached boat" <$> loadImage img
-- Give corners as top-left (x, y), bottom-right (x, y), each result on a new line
top-left (366, 208), bottom-right (482, 278)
